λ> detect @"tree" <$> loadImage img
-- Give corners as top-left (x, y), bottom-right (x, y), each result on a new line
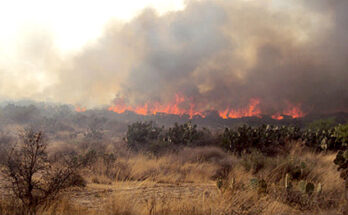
top-left (1, 129), bottom-right (85, 215)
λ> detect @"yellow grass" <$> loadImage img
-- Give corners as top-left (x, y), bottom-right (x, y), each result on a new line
top-left (1, 145), bottom-right (346, 215)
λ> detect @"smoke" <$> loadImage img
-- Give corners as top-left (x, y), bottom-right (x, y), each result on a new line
top-left (1, 0), bottom-right (348, 115)
top-left (0, 27), bottom-right (59, 101)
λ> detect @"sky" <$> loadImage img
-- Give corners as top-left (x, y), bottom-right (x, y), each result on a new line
top-left (0, 0), bottom-right (185, 54)
top-left (0, 0), bottom-right (347, 116)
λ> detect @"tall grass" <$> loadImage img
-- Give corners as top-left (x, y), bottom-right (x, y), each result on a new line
top-left (1, 144), bottom-right (346, 215)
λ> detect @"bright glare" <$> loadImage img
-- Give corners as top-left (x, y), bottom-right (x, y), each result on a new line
top-left (0, 0), bottom-right (185, 54)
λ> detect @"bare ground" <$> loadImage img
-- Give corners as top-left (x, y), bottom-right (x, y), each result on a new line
top-left (67, 182), bottom-right (219, 213)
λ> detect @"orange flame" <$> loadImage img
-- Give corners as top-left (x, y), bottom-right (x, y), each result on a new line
top-left (271, 103), bottom-right (305, 119)
top-left (109, 96), bottom-right (262, 119)
top-left (218, 98), bottom-right (261, 119)
top-left (283, 105), bottom-right (305, 118)
top-left (108, 94), bottom-right (205, 118)
top-left (75, 106), bottom-right (86, 112)
top-left (271, 113), bottom-right (284, 120)
top-left (108, 96), bottom-right (305, 120)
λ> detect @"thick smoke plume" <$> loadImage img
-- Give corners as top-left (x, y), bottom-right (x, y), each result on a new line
top-left (1, 0), bottom-right (347, 117)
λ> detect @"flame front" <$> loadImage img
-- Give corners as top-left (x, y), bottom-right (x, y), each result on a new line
top-left (108, 94), bottom-right (204, 118)
top-left (108, 96), bottom-right (265, 119)
top-left (107, 96), bottom-right (305, 120)
top-left (218, 98), bottom-right (261, 119)
top-left (271, 104), bottom-right (305, 120)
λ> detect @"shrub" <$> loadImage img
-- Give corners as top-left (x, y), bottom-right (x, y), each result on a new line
top-left (165, 122), bottom-right (208, 146)
top-left (334, 150), bottom-right (348, 180)
top-left (1, 128), bottom-right (87, 215)
top-left (333, 123), bottom-right (348, 148)
top-left (221, 124), bottom-right (345, 154)
top-left (125, 121), bottom-right (212, 154)
top-left (221, 125), bottom-right (301, 155)
top-left (125, 121), bottom-right (163, 152)
top-left (307, 118), bottom-right (336, 130)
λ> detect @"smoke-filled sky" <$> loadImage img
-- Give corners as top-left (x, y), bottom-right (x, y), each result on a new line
top-left (0, 0), bottom-right (347, 116)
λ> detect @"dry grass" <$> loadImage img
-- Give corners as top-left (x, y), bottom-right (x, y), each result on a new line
top-left (1, 144), bottom-right (346, 215)
top-left (85, 146), bottom-right (228, 184)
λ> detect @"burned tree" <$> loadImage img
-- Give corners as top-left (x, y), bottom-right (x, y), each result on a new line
top-left (1, 129), bottom-right (85, 215)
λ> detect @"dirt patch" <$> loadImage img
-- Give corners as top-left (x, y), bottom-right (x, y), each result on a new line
top-left (67, 182), bottom-right (219, 212)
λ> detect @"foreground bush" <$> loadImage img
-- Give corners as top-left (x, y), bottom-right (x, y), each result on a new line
top-left (0, 129), bottom-right (86, 215)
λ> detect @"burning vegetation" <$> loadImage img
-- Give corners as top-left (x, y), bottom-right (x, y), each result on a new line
top-left (107, 96), bottom-right (305, 120)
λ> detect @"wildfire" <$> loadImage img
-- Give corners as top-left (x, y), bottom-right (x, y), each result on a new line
top-left (108, 94), bottom-right (204, 118)
top-left (107, 95), bottom-right (305, 120)
top-left (271, 104), bottom-right (305, 120)
top-left (75, 106), bottom-right (86, 112)
top-left (218, 98), bottom-right (261, 119)
top-left (271, 113), bottom-right (284, 120)
top-left (108, 96), bottom-right (265, 119)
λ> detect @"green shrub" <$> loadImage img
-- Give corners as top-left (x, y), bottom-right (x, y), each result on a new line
top-left (125, 121), bottom-right (163, 151)
top-left (333, 150), bottom-right (348, 180)
top-left (221, 125), bottom-right (301, 155)
top-left (125, 122), bottom-right (346, 155)
top-left (221, 123), bottom-right (345, 154)
top-left (125, 121), bottom-right (212, 153)
top-left (333, 123), bottom-right (348, 148)
top-left (165, 122), bottom-right (208, 146)
top-left (307, 118), bottom-right (336, 130)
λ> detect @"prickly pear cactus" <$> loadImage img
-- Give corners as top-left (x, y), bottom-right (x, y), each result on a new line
top-left (249, 178), bottom-right (267, 194)
top-left (216, 177), bottom-right (224, 190)
top-left (334, 150), bottom-right (348, 180)
top-left (298, 180), bottom-right (316, 196)
top-left (298, 180), bottom-right (306, 193)
top-left (305, 182), bottom-right (315, 196)
top-left (250, 178), bottom-right (259, 189)
top-left (257, 179), bottom-right (267, 194)
top-left (334, 149), bottom-right (348, 214)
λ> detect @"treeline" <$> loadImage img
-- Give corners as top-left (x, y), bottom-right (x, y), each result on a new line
top-left (125, 121), bottom-right (348, 155)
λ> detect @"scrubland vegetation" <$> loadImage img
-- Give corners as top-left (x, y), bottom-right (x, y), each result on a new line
top-left (0, 105), bottom-right (347, 215)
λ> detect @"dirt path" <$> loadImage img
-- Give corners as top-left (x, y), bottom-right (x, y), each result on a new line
top-left (68, 182), bottom-right (219, 212)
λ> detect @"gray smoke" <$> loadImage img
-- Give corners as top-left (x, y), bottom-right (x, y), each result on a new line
top-left (1, 0), bottom-right (348, 115)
